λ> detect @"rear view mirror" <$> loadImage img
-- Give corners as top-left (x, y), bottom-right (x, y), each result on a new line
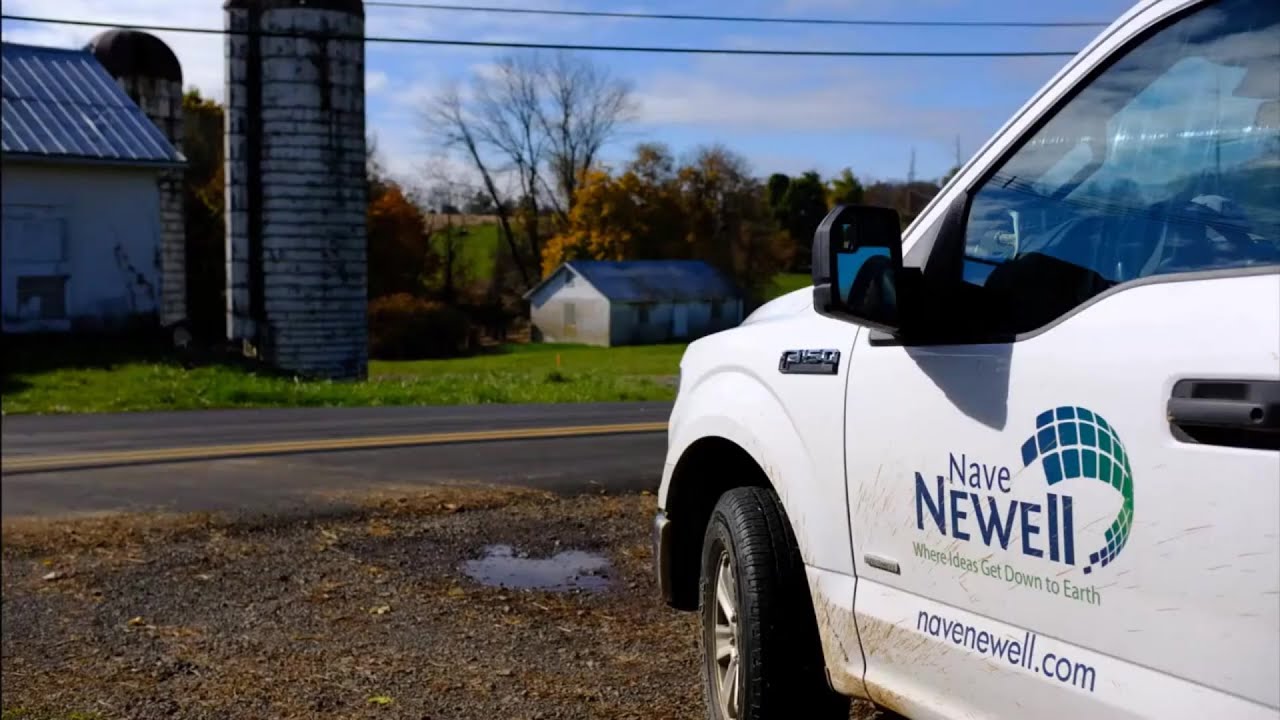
top-left (811, 205), bottom-right (905, 333)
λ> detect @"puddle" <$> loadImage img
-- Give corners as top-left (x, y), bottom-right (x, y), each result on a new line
top-left (461, 544), bottom-right (611, 591)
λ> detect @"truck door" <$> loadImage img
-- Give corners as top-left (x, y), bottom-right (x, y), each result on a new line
top-left (845, 2), bottom-right (1280, 718)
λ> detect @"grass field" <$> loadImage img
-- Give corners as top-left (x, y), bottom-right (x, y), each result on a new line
top-left (767, 273), bottom-right (811, 300)
top-left (446, 222), bottom-right (501, 282)
top-left (1, 340), bottom-right (684, 415)
top-left (424, 222), bottom-right (503, 286)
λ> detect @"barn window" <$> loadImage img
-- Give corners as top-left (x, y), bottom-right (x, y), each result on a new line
top-left (3, 206), bottom-right (67, 262)
top-left (563, 303), bottom-right (576, 326)
top-left (17, 275), bottom-right (68, 319)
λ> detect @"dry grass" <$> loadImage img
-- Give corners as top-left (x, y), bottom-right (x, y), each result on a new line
top-left (3, 487), bottom-right (879, 720)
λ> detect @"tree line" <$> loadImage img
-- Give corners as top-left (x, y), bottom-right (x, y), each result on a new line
top-left (176, 52), bottom-right (957, 354)
top-left (425, 50), bottom-right (956, 304)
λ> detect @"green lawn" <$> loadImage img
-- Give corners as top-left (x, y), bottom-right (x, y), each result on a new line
top-left (432, 222), bottom-right (501, 283)
top-left (767, 273), bottom-right (811, 300)
top-left (1, 341), bottom-right (684, 415)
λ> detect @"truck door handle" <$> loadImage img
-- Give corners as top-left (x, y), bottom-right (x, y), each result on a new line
top-left (1168, 379), bottom-right (1280, 450)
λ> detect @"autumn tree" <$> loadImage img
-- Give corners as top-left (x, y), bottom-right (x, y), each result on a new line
top-left (678, 145), bottom-right (792, 302)
top-left (544, 143), bottom-right (792, 304)
top-left (367, 169), bottom-right (436, 299)
top-left (827, 167), bottom-right (865, 206)
top-left (541, 142), bottom-right (685, 275)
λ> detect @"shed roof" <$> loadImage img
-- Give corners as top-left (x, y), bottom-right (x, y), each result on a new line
top-left (528, 260), bottom-right (741, 303)
top-left (1, 42), bottom-right (183, 166)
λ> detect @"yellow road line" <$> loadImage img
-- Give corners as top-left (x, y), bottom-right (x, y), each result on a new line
top-left (1, 421), bottom-right (669, 474)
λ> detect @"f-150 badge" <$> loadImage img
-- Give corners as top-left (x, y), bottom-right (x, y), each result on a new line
top-left (778, 349), bottom-right (841, 375)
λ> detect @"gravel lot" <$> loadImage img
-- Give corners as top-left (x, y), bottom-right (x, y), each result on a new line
top-left (2, 486), bottom-right (878, 720)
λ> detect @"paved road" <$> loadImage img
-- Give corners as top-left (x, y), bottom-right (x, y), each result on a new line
top-left (2, 403), bottom-right (673, 456)
top-left (1, 403), bottom-right (672, 518)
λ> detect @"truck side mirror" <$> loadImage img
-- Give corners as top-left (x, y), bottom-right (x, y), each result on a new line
top-left (811, 204), bottom-right (906, 334)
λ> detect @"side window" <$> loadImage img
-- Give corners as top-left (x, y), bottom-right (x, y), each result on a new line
top-left (962, 0), bottom-right (1279, 335)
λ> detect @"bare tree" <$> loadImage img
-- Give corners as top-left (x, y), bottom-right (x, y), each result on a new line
top-left (472, 55), bottom-right (549, 265)
top-left (422, 52), bottom-right (635, 290)
top-left (538, 51), bottom-right (636, 218)
top-left (422, 168), bottom-right (472, 304)
top-left (425, 84), bottom-right (530, 286)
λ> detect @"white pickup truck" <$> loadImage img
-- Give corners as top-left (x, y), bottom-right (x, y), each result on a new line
top-left (652, 1), bottom-right (1280, 718)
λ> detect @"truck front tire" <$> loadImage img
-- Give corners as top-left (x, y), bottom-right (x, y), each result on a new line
top-left (698, 487), bottom-right (850, 720)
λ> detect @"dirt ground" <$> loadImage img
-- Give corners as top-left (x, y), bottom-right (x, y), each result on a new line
top-left (2, 486), bottom-right (878, 720)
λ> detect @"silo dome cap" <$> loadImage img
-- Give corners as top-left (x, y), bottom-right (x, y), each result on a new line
top-left (87, 29), bottom-right (182, 83)
top-left (223, 0), bottom-right (364, 15)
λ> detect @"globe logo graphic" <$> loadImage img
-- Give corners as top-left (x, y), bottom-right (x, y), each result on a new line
top-left (1020, 407), bottom-right (1135, 575)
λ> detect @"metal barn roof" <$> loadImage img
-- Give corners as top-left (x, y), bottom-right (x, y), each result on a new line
top-left (1, 42), bottom-right (182, 165)
top-left (534, 260), bottom-right (741, 303)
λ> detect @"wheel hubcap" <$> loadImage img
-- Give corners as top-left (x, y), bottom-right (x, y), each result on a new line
top-left (712, 551), bottom-right (740, 719)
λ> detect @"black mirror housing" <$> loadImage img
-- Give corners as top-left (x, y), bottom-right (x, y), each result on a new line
top-left (811, 204), bottom-right (906, 333)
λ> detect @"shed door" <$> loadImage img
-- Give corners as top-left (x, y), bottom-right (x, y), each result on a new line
top-left (672, 304), bottom-right (688, 337)
top-left (563, 303), bottom-right (577, 338)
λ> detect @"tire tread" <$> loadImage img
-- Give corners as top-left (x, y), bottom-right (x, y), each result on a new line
top-left (699, 486), bottom-right (849, 720)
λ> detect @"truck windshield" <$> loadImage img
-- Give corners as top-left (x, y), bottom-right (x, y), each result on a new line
top-left (965, 0), bottom-right (1279, 290)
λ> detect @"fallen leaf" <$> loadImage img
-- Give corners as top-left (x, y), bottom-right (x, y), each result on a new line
top-left (369, 605), bottom-right (391, 615)
top-left (367, 695), bottom-right (394, 706)
top-left (496, 669), bottom-right (513, 677)
top-left (447, 587), bottom-right (466, 597)
top-left (42, 570), bottom-right (65, 582)
top-left (127, 616), bottom-right (145, 627)
top-left (443, 502), bottom-right (461, 513)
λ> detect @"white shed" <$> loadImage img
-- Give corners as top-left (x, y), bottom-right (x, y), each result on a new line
top-left (1, 42), bottom-right (183, 333)
top-left (524, 260), bottom-right (744, 346)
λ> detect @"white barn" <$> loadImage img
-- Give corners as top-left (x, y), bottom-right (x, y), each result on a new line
top-left (1, 42), bottom-right (183, 333)
top-left (524, 260), bottom-right (744, 346)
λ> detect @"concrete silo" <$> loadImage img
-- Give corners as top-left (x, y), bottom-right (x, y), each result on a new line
top-left (86, 29), bottom-right (187, 327)
top-left (224, 0), bottom-right (368, 379)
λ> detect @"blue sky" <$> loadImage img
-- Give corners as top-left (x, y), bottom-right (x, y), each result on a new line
top-left (2, 0), bottom-right (1137, 189)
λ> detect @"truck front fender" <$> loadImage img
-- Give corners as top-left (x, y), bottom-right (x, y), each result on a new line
top-left (663, 364), bottom-right (853, 576)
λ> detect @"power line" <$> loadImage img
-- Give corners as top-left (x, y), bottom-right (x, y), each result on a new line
top-left (366, 1), bottom-right (1110, 29)
top-left (0, 15), bottom-right (1080, 57)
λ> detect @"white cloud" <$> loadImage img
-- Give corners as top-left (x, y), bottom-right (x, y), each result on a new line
top-left (366, 70), bottom-right (389, 94)
top-left (632, 57), bottom-right (987, 141)
top-left (1, 1), bottom-right (224, 99)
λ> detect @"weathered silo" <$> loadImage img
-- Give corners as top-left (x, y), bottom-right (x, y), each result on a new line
top-left (224, 0), bottom-right (368, 379)
top-left (86, 29), bottom-right (187, 327)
